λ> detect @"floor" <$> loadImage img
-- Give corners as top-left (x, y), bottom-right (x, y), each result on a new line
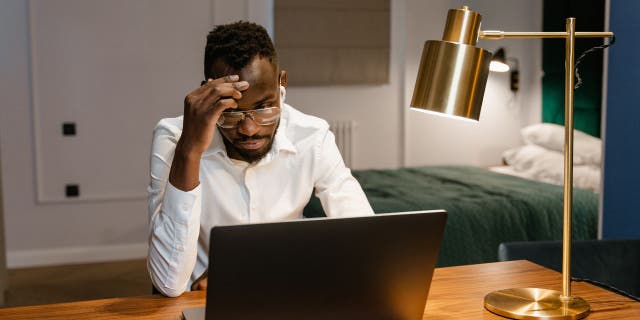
top-left (2, 259), bottom-right (151, 308)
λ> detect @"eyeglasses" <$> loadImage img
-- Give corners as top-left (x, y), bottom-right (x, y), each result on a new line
top-left (216, 107), bottom-right (281, 129)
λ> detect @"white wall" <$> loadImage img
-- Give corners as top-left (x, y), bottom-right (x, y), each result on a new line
top-left (0, 0), bottom-right (280, 268)
top-left (404, 0), bottom-right (542, 166)
top-left (290, 0), bottom-right (543, 169)
top-left (0, 0), bottom-right (542, 267)
top-left (284, 0), bottom-right (405, 170)
top-left (0, 0), bottom-right (213, 267)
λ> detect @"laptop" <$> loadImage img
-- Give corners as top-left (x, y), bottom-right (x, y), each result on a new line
top-left (182, 210), bottom-right (447, 320)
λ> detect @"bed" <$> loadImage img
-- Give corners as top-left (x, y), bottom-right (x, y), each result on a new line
top-left (303, 165), bottom-right (599, 267)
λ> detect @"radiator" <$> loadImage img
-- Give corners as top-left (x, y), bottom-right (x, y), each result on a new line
top-left (328, 120), bottom-right (357, 168)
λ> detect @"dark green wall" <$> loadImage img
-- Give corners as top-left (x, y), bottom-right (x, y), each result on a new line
top-left (542, 0), bottom-right (605, 137)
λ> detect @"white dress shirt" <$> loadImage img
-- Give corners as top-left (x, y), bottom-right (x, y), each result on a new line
top-left (147, 103), bottom-right (374, 297)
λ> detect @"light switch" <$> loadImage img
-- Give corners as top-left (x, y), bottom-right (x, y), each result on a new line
top-left (62, 122), bottom-right (76, 136)
top-left (65, 184), bottom-right (80, 197)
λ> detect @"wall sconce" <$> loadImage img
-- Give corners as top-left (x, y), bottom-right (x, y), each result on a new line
top-left (490, 47), bottom-right (519, 92)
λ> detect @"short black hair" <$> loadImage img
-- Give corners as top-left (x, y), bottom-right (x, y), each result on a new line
top-left (204, 21), bottom-right (277, 80)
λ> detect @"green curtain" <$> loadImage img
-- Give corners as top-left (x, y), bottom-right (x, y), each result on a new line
top-left (542, 0), bottom-right (605, 137)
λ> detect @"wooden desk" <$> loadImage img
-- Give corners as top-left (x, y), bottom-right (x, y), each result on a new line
top-left (424, 260), bottom-right (638, 319)
top-left (0, 260), bottom-right (637, 319)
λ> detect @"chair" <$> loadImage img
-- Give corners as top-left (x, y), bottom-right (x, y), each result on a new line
top-left (498, 239), bottom-right (640, 298)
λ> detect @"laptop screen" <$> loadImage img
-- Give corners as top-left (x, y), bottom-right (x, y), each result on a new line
top-left (190, 210), bottom-right (447, 320)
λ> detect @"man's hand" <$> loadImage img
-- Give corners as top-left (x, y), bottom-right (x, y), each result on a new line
top-left (169, 75), bottom-right (250, 191)
top-left (180, 75), bottom-right (249, 156)
top-left (191, 270), bottom-right (208, 291)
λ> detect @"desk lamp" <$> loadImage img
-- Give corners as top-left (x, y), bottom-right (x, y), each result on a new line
top-left (411, 6), bottom-right (614, 320)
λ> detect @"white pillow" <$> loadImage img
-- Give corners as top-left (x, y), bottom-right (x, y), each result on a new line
top-left (520, 123), bottom-right (602, 165)
top-left (572, 165), bottom-right (601, 193)
top-left (503, 144), bottom-right (584, 171)
top-left (501, 145), bottom-right (601, 192)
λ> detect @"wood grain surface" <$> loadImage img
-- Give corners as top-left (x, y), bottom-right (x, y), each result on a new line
top-left (0, 260), bottom-right (637, 319)
top-left (423, 260), bottom-right (639, 319)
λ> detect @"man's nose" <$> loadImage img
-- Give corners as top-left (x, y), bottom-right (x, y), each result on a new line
top-left (237, 116), bottom-right (260, 137)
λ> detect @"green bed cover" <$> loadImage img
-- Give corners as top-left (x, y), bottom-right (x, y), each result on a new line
top-left (303, 165), bottom-right (598, 267)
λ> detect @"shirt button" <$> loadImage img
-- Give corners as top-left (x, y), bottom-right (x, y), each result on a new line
top-left (177, 244), bottom-right (184, 251)
top-left (182, 204), bottom-right (189, 211)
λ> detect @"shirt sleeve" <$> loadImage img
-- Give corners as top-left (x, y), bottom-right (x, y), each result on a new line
top-left (313, 129), bottom-right (374, 217)
top-left (146, 122), bottom-right (201, 297)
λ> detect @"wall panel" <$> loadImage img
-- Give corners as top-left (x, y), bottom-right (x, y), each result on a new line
top-left (29, 0), bottom-right (210, 202)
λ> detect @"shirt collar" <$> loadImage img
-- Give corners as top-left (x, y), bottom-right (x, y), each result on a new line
top-left (202, 127), bottom-right (227, 157)
top-left (271, 106), bottom-right (297, 155)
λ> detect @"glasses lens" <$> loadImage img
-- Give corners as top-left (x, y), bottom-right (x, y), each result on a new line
top-left (217, 107), bottom-right (281, 128)
top-left (251, 107), bottom-right (280, 125)
top-left (217, 112), bottom-right (244, 128)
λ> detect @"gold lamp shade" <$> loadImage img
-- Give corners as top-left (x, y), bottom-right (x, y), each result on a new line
top-left (410, 6), bottom-right (492, 121)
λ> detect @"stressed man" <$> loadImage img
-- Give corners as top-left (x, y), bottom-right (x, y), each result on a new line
top-left (147, 22), bottom-right (373, 297)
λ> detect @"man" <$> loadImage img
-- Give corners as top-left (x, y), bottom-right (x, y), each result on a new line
top-left (147, 22), bottom-right (373, 297)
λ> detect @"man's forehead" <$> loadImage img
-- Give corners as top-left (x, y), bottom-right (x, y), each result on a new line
top-left (242, 59), bottom-right (278, 86)
top-left (212, 56), bottom-right (278, 85)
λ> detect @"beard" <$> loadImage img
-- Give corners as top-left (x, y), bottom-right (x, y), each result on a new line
top-left (221, 121), bottom-right (280, 163)
top-left (229, 135), bottom-right (275, 163)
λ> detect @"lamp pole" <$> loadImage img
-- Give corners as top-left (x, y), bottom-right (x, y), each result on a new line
top-left (563, 17), bottom-right (577, 300)
top-left (480, 18), bottom-right (613, 320)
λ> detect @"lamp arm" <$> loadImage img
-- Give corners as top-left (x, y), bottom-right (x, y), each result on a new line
top-left (480, 30), bottom-right (614, 39)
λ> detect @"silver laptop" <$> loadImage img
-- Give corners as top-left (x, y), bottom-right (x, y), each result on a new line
top-left (183, 210), bottom-right (447, 320)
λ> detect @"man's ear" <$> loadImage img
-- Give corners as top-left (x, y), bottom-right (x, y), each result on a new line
top-left (279, 70), bottom-right (288, 88)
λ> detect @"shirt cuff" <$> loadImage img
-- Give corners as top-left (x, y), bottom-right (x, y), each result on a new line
top-left (162, 182), bottom-right (201, 225)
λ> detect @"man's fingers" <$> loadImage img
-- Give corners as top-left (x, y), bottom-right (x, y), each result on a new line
top-left (191, 278), bottom-right (207, 291)
top-left (187, 73), bottom-right (248, 106)
top-left (205, 74), bottom-right (239, 86)
top-left (208, 98), bottom-right (238, 118)
top-left (215, 74), bottom-right (240, 84)
top-left (204, 98), bottom-right (236, 126)
top-left (232, 81), bottom-right (250, 91)
top-left (186, 84), bottom-right (240, 111)
top-left (202, 74), bottom-right (244, 89)
top-left (190, 74), bottom-right (241, 96)
top-left (183, 76), bottom-right (249, 128)
top-left (213, 82), bottom-right (247, 99)
top-left (191, 270), bottom-right (209, 291)
top-left (199, 85), bottom-right (243, 112)
top-left (197, 80), bottom-right (248, 106)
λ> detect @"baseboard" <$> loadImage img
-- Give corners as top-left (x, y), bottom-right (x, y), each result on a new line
top-left (7, 242), bottom-right (147, 268)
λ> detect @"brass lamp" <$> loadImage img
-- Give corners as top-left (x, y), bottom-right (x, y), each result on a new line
top-left (411, 6), bottom-right (614, 320)
top-left (411, 7), bottom-right (490, 122)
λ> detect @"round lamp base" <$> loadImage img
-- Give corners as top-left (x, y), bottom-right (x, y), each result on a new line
top-left (484, 288), bottom-right (590, 319)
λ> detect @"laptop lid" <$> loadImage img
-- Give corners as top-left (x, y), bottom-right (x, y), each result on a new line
top-left (202, 210), bottom-right (447, 320)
